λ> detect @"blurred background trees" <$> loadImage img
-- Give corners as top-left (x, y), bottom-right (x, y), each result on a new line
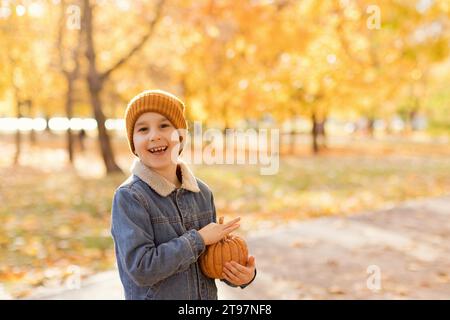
top-left (0, 0), bottom-right (449, 171)
top-left (1, 0), bottom-right (450, 299)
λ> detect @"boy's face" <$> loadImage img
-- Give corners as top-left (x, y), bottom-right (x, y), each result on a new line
top-left (133, 112), bottom-right (182, 170)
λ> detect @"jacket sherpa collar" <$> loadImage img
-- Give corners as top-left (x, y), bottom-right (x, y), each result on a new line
top-left (131, 158), bottom-right (200, 197)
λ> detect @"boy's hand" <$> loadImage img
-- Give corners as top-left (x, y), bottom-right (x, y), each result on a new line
top-left (198, 217), bottom-right (241, 245)
top-left (222, 255), bottom-right (256, 286)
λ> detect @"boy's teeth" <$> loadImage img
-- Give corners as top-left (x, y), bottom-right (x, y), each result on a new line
top-left (150, 146), bottom-right (167, 153)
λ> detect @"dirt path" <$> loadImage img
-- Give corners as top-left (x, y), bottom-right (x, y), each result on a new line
top-left (29, 196), bottom-right (450, 300)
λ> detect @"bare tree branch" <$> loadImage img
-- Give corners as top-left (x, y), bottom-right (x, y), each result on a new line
top-left (100, 0), bottom-right (165, 82)
top-left (56, 0), bottom-right (67, 76)
top-left (57, 0), bottom-right (83, 80)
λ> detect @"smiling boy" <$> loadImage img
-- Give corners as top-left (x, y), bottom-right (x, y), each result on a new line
top-left (111, 89), bottom-right (256, 300)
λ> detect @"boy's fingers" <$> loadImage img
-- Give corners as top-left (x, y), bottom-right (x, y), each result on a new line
top-left (223, 224), bottom-right (240, 234)
top-left (247, 256), bottom-right (256, 267)
top-left (229, 261), bottom-right (248, 273)
top-left (225, 263), bottom-right (245, 277)
top-left (223, 267), bottom-right (240, 283)
top-left (224, 217), bottom-right (241, 226)
top-left (222, 272), bottom-right (234, 284)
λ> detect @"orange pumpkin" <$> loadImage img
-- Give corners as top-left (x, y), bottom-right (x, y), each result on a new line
top-left (199, 217), bottom-right (248, 279)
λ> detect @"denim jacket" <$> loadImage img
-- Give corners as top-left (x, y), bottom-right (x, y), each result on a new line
top-left (111, 159), bottom-right (256, 300)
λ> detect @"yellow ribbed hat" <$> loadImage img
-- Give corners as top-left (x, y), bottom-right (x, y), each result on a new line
top-left (125, 89), bottom-right (187, 154)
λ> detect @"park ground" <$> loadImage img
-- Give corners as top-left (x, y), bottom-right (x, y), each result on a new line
top-left (0, 133), bottom-right (449, 299)
top-left (26, 195), bottom-right (450, 300)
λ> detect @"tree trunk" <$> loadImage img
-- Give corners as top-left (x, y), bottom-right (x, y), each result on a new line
top-left (82, 0), bottom-right (164, 174)
top-left (289, 116), bottom-right (296, 155)
top-left (58, 0), bottom-right (83, 165)
top-left (14, 101), bottom-right (22, 165)
top-left (27, 100), bottom-right (37, 145)
top-left (89, 85), bottom-right (122, 173)
top-left (30, 128), bottom-right (37, 145)
top-left (318, 117), bottom-right (327, 149)
top-left (14, 129), bottom-right (21, 165)
top-left (66, 80), bottom-right (75, 164)
top-left (409, 98), bottom-right (419, 132)
top-left (84, 0), bottom-right (121, 174)
top-left (222, 103), bottom-right (231, 134)
top-left (367, 117), bottom-right (375, 137)
top-left (45, 114), bottom-right (52, 133)
top-left (311, 112), bottom-right (319, 154)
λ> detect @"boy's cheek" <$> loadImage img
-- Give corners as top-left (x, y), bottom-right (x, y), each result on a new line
top-left (133, 135), bottom-right (145, 150)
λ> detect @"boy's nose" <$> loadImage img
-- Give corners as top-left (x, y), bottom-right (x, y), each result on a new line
top-left (149, 130), bottom-right (162, 142)
top-left (150, 136), bottom-right (161, 142)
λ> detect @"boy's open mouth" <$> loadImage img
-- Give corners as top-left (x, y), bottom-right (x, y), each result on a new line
top-left (148, 145), bottom-right (168, 155)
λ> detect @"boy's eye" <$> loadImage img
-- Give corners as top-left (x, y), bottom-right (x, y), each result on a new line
top-left (160, 123), bottom-right (170, 128)
top-left (138, 127), bottom-right (147, 132)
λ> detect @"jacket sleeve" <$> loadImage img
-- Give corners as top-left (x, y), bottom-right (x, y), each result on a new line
top-left (209, 193), bottom-right (257, 289)
top-left (111, 187), bottom-right (205, 287)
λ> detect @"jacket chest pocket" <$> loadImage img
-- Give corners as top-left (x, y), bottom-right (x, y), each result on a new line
top-left (149, 210), bottom-right (184, 244)
top-left (149, 213), bottom-right (182, 225)
top-left (184, 210), bottom-right (213, 230)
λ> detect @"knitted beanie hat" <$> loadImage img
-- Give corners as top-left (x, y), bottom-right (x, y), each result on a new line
top-left (124, 89), bottom-right (188, 155)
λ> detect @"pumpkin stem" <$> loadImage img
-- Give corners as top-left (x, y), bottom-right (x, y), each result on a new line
top-left (219, 216), bottom-right (224, 224)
